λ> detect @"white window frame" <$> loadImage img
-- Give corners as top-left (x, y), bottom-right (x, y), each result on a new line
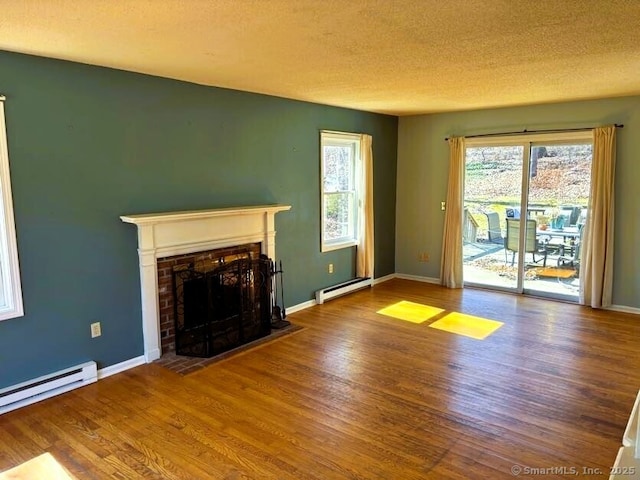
top-left (320, 131), bottom-right (362, 252)
top-left (0, 96), bottom-right (24, 321)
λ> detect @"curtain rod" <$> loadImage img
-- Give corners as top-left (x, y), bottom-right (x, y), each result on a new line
top-left (444, 124), bottom-right (624, 141)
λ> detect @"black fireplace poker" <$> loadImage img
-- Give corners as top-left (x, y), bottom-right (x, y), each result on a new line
top-left (271, 260), bottom-right (290, 329)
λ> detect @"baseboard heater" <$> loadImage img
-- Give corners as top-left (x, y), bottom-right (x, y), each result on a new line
top-left (0, 361), bottom-right (97, 415)
top-left (315, 277), bottom-right (372, 304)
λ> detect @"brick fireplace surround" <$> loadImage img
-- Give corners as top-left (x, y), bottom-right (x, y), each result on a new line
top-left (120, 205), bottom-right (291, 363)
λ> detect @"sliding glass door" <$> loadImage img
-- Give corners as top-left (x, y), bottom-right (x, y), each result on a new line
top-left (463, 145), bottom-right (525, 291)
top-left (462, 133), bottom-right (593, 301)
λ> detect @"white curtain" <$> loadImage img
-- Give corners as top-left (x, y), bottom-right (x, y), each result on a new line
top-left (440, 136), bottom-right (465, 288)
top-left (357, 134), bottom-right (374, 278)
top-left (580, 126), bottom-right (616, 307)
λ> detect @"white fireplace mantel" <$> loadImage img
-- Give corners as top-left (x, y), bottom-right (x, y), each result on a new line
top-left (121, 204), bottom-right (291, 362)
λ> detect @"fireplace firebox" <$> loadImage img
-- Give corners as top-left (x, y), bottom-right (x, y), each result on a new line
top-left (172, 254), bottom-right (272, 358)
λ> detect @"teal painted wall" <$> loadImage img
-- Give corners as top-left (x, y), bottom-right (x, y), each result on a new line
top-left (396, 96), bottom-right (640, 309)
top-left (0, 51), bottom-right (397, 387)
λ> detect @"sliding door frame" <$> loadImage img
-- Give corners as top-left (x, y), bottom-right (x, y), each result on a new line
top-left (464, 130), bottom-right (593, 298)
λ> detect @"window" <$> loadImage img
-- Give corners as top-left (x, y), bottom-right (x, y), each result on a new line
top-left (320, 131), bottom-right (362, 252)
top-left (0, 96), bottom-right (24, 320)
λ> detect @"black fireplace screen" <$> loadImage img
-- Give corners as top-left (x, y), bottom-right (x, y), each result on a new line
top-left (172, 254), bottom-right (272, 357)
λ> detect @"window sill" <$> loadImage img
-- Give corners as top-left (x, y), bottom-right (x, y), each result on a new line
top-left (0, 306), bottom-right (25, 322)
top-left (321, 240), bottom-right (357, 253)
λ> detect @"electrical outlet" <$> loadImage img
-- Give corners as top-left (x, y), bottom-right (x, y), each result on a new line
top-left (91, 322), bottom-right (101, 338)
top-left (441, 201), bottom-right (446, 211)
top-left (418, 252), bottom-right (430, 263)
top-left (328, 263), bottom-right (334, 274)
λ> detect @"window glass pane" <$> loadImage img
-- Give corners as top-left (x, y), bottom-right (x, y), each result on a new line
top-left (463, 146), bottom-right (524, 291)
top-left (324, 192), bottom-right (355, 241)
top-left (528, 144), bottom-right (592, 215)
top-left (323, 145), bottom-right (353, 193)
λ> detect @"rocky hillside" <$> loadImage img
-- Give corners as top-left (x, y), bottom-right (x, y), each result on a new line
top-left (465, 145), bottom-right (592, 205)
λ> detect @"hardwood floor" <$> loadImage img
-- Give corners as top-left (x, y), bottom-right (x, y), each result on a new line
top-left (1, 279), bottom-right (639, 479)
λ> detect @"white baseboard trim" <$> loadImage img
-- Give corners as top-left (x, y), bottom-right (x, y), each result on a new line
top-left (395, 273), bottom-right (441, 284)
top-left (373, 273), bottom-right (397, 285)
top-left (286, 299), bottom-right (317, 314)
top-left (145, 348), bottom-right (161, 364)
top-left (607, 305), bottom-right (640, 315)
top-left (97, 355), bottom-right (146, 380)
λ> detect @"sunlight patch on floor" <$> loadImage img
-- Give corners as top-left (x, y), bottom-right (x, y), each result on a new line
top-left (0, 452), bottom-right (76, 479)
top-left (377, 300), bottom-right (444, 324)
top-left (429, 312), bottom-right (503, 340)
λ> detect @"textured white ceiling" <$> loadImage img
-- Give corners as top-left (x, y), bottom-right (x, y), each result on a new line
top-left (1, 0), bottom-right (639, 115)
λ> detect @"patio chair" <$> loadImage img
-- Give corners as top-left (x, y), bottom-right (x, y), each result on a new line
top-left (504, 218), bottom-right (548, 266)
top-left (560, 205), bottom-right (582, 226)
top-left (557, 225), bottom-right (583, 271)
top-left (485, 212), bottom-right (503, 244)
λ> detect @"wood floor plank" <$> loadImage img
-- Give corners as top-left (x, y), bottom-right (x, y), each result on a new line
top-left (1, 279), bottom-right (639, 479)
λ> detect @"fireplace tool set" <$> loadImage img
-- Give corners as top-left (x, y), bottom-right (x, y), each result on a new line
top-left (271, 260), bottom-right (290, 329)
